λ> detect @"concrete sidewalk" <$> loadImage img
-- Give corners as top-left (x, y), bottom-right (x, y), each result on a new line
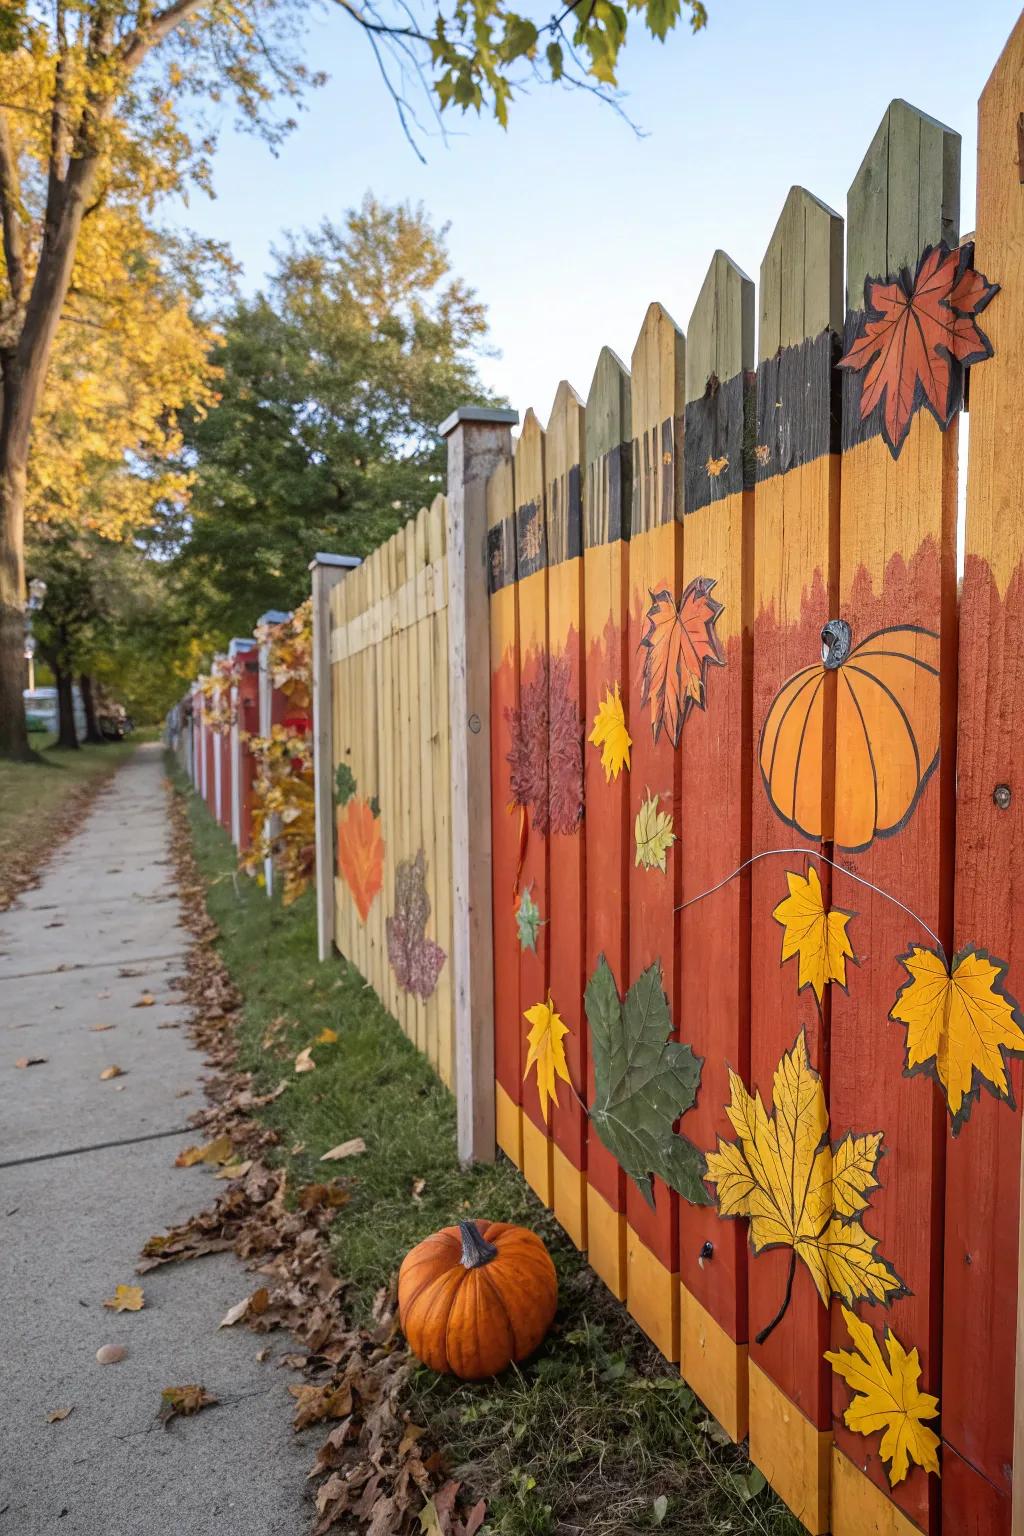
top-left (1, 744), bottom-right (311, 1535)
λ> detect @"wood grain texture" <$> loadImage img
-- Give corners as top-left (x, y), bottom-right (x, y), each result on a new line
top-left (747, 189), bottom-right (842, 1504)
top-left (830, 100), bottom-right (960, 1536)
top-left (514, 409), bottom-right (553, 1203)
top-left (583, 346), bottom-right (632, 1297)
top-left (945, 16), bottom-right (1024, 1535)
top-left (487, 457), bottom-right (522, 1166)
top-left (679, 251), bottom-right (753, 1439)
top-left (626, 303), bottom-right (684, 1359)
top-left (545, 381), bottom-right (588, 1248)
top-left (446, 416), bottom-right (515, 1162)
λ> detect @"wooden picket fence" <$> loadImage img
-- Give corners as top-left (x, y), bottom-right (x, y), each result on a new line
top-left (316, 17), bottom-right (1024, 1536)
top-left (320, 499), bottom-right (456, 1087)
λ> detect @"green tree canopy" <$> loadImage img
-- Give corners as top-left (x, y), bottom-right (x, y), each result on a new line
top-left (163, 195), bottom-right (500, 641)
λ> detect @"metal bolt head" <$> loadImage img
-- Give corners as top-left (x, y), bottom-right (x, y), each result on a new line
top-left (994, 783), bottom-right (1012, 811)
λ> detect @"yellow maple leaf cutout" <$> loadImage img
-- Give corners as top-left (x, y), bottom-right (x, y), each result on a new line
top-left (825, 1305), bottom-right (940, 1487)
top-left (773, 866), bottom-right (856, 1006)
top-left (588, 683), bottom-right (632, 782)
top-left (705, 1029), bottom-right (902, 1342)
top-left (889, 944), bottom-right (1024, 1133)
top-left (523, 995), bottom-right (571, 1124)
top-left (635, 789), bottom-right (675, 873)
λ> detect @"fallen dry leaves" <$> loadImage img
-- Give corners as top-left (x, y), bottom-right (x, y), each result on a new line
top-left (96, 1344), bottom-right (126, 1365)
top-left (133, 993), bottom-right (156, 1008)
top-left (175, 1134), bottom-right (234, 1168)
top-left (148, 780), bottom-right (487, 1534)
top-left (47, 1407), bottom-right (73, 1423)
top-left (321, 1137), bottom-right (366, 1162)
top-left (0, 759), bottom-right (126, 913)
top-left (103, 1284), bottom-right (144, 1312)
top-left (99, 1064), bottom-right (124, 1081)
top-left (159, 1385), bottom-right (218, 1426)
top-left (15, 1056), bottom-right (47, 1068)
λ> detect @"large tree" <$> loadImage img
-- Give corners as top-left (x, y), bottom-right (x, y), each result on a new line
top-left (0, 0), bottom-right (707, 759)
top-left (164, 196), bottom-right (499, 640)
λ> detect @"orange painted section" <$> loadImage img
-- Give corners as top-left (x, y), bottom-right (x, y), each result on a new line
top-left (626, 518), bottom-right (681, 1353)
top-left (547, 554), bottom-right (587, 1246)
top-left (583, 540), bottom-right (629, 1294)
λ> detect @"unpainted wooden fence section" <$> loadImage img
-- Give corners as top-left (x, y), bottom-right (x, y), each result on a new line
top-left (324, 498), bottom-right (456, 1088)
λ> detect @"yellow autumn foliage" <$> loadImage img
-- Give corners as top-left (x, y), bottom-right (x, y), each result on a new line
top-left (523, 995), bottom-right (571, 1124)
top-left (772, 866), bottom-right (856, 1006)
top-left (826, 1305), bottom-right (940, 1487)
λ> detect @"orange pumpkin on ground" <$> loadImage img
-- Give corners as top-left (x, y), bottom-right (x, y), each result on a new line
top-left (759, 620), bottom-right (940, 853)
top-left (398, 1220), bottom-right (558, 1379)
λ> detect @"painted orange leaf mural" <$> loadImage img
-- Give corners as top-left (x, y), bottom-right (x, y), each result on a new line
top-left (889, 944), bottom-right (1024, 1133)
top-left (839, 242), bottom-right (998, 457)
top-left (705, 1029), bottom-right (903, 1343)
top-left (337, 795), bottom-right (384, 923)
top-left (637, 576), bottom-right (725, 746)
top-left (826, 1306), bottom-right (940, 1487)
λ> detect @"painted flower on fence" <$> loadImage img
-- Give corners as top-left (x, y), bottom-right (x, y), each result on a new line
top-left (337, 796), bottom-right (384, 924)
top-left (840, 242), bottom-right (998, 458)
top-left (505, 654), bottom-right (583, 836)
top-left (634, 789), bottom-right (675, 873)
top-left (637, 577), bottom-right (725, 747)
top-left (889, 944), bottom-right (1024, 1133)
top-left (705, 1030), bottom-right (903, 1342)
top-left (825, 1306), bottom-right (940, 1487)
top-left (386, 849), bottom-right (446, 1001)
top-left (588, 682), bottom-right (631, 782)
top-left (584, 956), bottom-right (709, 1209)
top-left (773, 866), bottom-right (856, 1006)
top-left (523, 995), bottom-right (570, 1124)
top-left (759, 621), bottom-right (940, 853)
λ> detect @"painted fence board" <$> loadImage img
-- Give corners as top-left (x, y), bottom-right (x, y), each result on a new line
top-left (544, 380), bottom-right (589, 1249)
top-left (680, 250), bottom-right (754, 1447)
top-left (947, 17), bottom-right (1024, 1535)
top-left (625, 301), bottom-right (685, 1360)
top-left (829, 101), bottom-right (961, 1536)
top-left (582, 346), bottom-right (632, 1299)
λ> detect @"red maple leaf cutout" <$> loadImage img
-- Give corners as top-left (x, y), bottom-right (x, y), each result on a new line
top-left (638, 577), bottom-right (725, 747)
top-left (840, 242), bottom-right (998, 457)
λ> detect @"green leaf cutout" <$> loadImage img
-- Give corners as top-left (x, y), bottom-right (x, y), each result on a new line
top-left (585, 955), bottom-right (710, 1208)
top-left (516, 887), bottom-right (542, 953)
top-left (334, 762), bottom-right (357, 806)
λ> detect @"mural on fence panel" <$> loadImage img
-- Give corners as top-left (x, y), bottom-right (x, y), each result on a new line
top-left (476, 20), bottom-right (1024, 1536)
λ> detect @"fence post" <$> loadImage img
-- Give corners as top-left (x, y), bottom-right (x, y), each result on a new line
top-left (442, 405), bottom-right (519, 1164)
top-left (310, 553), bottom-right (362, 962)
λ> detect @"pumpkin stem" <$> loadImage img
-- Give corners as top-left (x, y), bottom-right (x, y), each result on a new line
top-left (458, 1221), bottom-right (499, 1269)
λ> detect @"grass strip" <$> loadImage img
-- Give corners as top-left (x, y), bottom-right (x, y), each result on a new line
top-left (173, 759), bottom-right (803, 1536)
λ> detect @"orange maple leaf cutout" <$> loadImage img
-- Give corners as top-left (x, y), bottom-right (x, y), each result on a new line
top-left (839, 242), bottom-right (998, 457)
top-left (638, 577), bottom-right (725, 747)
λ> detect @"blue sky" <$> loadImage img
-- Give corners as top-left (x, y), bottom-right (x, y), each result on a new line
top-left (171, 0), bottom-right (1021, 418)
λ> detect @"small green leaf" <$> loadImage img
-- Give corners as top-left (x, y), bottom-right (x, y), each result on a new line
top-left (334, 762), bottom-right (357, 806)
top-left (516, 887), bottom-right (542, 952)
top-left (546, 40), bottom-right (563, 79)
top-left (585, 955), bottom-right (710, 1208)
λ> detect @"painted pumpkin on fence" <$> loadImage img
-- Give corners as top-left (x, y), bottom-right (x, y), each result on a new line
top-left (758, 620), bottom-right (940, 853)
top-left (398, 1220), bottom-right (557, 1379)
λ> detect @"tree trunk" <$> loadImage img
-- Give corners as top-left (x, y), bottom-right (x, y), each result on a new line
top-left (54, 663), bottom-right (78, 749)
top-left (0, 153), bottom-right (99, 760)
top-left (0, 381), bottom-right (30, 759)
top-left (80, 673), bottom-right (104, 743)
